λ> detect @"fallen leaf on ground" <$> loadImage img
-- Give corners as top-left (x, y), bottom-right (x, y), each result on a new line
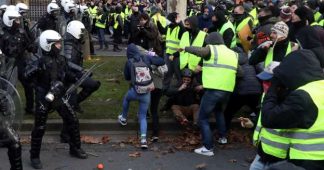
top-left (128, 152), bottom-right (141, 158)
top-left (80, 135), bottom-right (110, 144)
top-left (195, 163), bottom-right (207, 169)
top-left (102, 136), bottom-right (110, 144)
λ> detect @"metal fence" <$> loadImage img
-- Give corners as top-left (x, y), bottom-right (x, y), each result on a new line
top-left (29, 0), bottom-right (49, 21)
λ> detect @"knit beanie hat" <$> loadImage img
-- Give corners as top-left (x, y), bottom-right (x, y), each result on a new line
top-left (280, 7), bottom-right (292, 20)
top-left (271, 21), bottom-right (289, 39)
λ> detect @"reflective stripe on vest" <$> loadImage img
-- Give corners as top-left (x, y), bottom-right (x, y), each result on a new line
top-left (95, 15), bottom-right (106, 28)
top-left (235, 17), bottom-right (251, 44)
top-left (264, 42), bottom-right (292, 67)
top-left (179, 31), bottom-right (206, 70)
top-left (202, 45), bottom-right (238, 92)
top-left (166, 26), bottom-right (180, 54)
top-left (219, 21), bottom-right (237, 48)
top-left (311, 22), bottom-right (321, 27)
top-left (286, 80), bottom-right (324, 160)
top-left (249, 8), bottom-right (259, 26)
top-left (252, 93), bottom-right (291, 159)
top-left (113, 13), bottom-right (124, 29)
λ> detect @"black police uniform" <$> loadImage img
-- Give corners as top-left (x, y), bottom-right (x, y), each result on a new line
top-left (0, 26), bottom-right (36, 114)
top-left (25, 48), bottom-right (87, 166)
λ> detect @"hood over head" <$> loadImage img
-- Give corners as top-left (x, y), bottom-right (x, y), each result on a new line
top-left (204, 32), bottom-right (224, 45)
top-left (186, 15), bottom-right (200, 34)
top-left (126, 43), bottom-right (141, 61)
top-left (273, 49), bottom-right (324, 90)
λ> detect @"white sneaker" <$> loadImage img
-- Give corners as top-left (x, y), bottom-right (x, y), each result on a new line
top-left (118, 114), bottom-right (127, 126)
top-left (194, 146), bottom-right (214, 156)
top-left (140, 138), bottom-right (148, 149)
top-left (218, 137), bottom-right (228, 144)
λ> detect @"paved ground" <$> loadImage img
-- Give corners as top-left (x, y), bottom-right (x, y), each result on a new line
top-left (0, 133), bottom-right (255, 170)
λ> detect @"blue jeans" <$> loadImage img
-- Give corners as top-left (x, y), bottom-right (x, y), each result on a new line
top-left (198, 89), bottom-right (230, 150)
top-left (121, 88), bottom-right (151, 137)
top-left (97, 28), bottom-right (107, 48)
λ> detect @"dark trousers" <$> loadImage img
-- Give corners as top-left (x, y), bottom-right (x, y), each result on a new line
top-left (89, 33), bottom-right (95, 54)
top-left (0, 129), bottom-right (22, 170)
top-left (162, 55), bottom-right (181, 90)
top-left (30, 87), bottom-right (82, 159)
top-left (150, 88), bottom-right (163, 136)
top-left (199, 89), bottom-right (231, 150)
top-left (224, 93), bottom-right (261, 131)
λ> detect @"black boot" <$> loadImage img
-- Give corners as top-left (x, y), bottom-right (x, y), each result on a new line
top-left (68, 119), bottom-right (87, 159)
top-left (113, 45), bottom-right (122, 52)
top-left (30, 158), bottom-right (43, 169)
top-left (8, 143), bottom-right (22, 170)
top-left (69, 147), bottom-right (88, 159)
top-left (30, 137), bottom-right (43, 169)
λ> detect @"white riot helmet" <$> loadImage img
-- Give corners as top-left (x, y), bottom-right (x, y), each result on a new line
top-left (61, 0), bottom-right (72, 7)
top-left (39, 30), bottom-right (62, 52)
top-left (15, 3), bottom-right (29, 14)
top-left (79, 5), bottom-right (88, 14)
top-left (3, 9), bottom-right (21, 27)
top-left (63, 2), bottom-right (76, 13)
top-left (0, 5), bottom-right (7, 10)
top-left (5, 5), bottom-right (16, 11)
top-left (47, 2), bottom-right (60, 14)
top-left (66, 20), bottom-right (85, 39)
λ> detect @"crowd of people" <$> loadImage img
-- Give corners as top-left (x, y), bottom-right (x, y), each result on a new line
top-left (0, 0), bottom-right (323, 169)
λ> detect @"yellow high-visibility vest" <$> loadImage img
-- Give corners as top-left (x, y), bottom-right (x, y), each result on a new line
top-left (179, 31), bottom-right (206, 71)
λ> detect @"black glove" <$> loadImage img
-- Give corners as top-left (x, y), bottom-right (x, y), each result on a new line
top-left (0, 97), bottom-right (8, 112)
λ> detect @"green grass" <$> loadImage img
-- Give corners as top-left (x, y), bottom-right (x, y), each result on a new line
top-left (22, 56), bottom-right (144, 119)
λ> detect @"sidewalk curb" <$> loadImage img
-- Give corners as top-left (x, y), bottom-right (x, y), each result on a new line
top-left (20, 119), bottom-right (241, 132)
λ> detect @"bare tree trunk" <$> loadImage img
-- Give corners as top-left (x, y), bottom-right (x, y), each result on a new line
top-left (167, 0), bottom-right (187, 21)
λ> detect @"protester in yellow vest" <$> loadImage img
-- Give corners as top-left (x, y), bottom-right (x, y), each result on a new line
top-left (250, 49), bottom-right (324, 170)
top-left (249, 21), bottom-right (297, 67)
top-left (95, 9), bottom-right (108, 50)
top-left (150, 6), bottom-right (166, 40)
top-left (123, 2), bottom-right (133, 38)
top-left (232, 5), bottom-right (254, 52)
top-left (88, 1), bottom-right (98, 34)
top-left (208, 10), bottom-right (236, 48)
top-left (179, 16), bottom-right (207, 72)
top-left (182, 32), bottom-right (238, 156)
top-left (156, 12), bottom-right (187, 88)
top-left (113, 5), bottom-right (124, 52)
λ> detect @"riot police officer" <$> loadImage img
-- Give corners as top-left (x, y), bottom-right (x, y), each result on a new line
top-left (37, 2), bottom-right (61, 32)
top-left (26, 30), bottom-right (87, 169)
top-left (0, 50), bottom-right (23, 170)
top-left (0, 9), bottom-right (36, 114)
top-left (16, 3), bottom-right (37, 115)
top-left (64, 20), bottom-right (100, 109)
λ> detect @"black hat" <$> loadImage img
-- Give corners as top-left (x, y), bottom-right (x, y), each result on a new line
top-left (294, 6), bottom-right (313, 23)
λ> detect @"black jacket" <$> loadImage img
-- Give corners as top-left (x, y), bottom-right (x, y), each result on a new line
top-left (165, 80), bottom-right (200, 106)
top-left (249, 39), bottom-right (291, 66)
top-left (291, 23), bottom-right (324, 68)
top-left (208, 10), bottom-right (235, 48)
top-left (37, 13), bottom-right (58, 32)
top-left (259, 50), bottom-right (324, 169)
top-left (233, 48), bottom-right (262, 95)
top-left (64, 33), bottom-right (83, 67)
